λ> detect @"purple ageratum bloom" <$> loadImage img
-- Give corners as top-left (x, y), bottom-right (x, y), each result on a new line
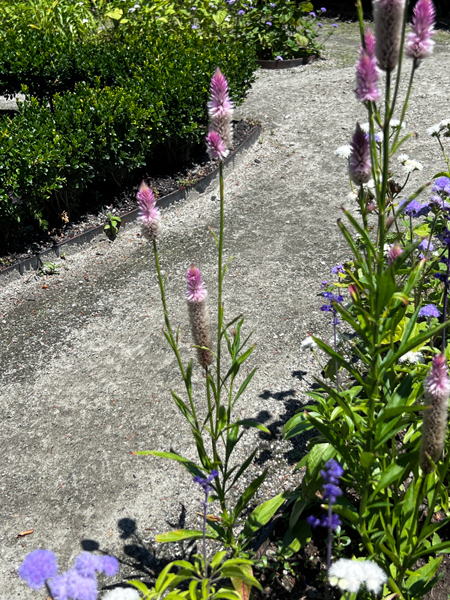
top-left (99, 556), bottom-right (119, 577)
top-left (331, 264), bottom-right (345, 274)
top-left (266, 21), bottom-right (272, 25)
top-left (206, 128), bottom-right (229, 161)
top-left (405, 0), bottom-right (436, 64)
top-left (321, 7), bottom-right (327, 11)
top-left (275, 55), bottom-right (283, 60)
top-left (238, 9), bottom-right (245, 14)
top-left (430, 195), bottom-right (450, 211)
top-left (321, 292), bottom-right (344, 325)
top-left (193, 469), bottom-right (219, 494)
top-left (270, 2), bottom-right (276, 6)
top-left (349, 122), bottom-right (371, 185)
top-left (374, 0), bottom-right (405, 71)
top-left (399, 198), bottom-right (431, 217)
top-left (332, 23), bottom-right (338, 27)
top-left (318, 22), bottom-right (323, 27)
top-left (137, 181), bottom-right (160, 241)
top-left (310, 11), bottom-right (316, 16)
top-left (74, 553), bottom-right (101, 579)
top-left (419, 304), bottom-right (441, 318)
top-left (418, 238), bottom-right (434, 258)
top-left (208, 67), bottom-right (233, 151)
top-left (19, 549), bottom-right (58, 590)
top-left (191, 24), bottom-right (198, 29)
top-left (433, 176), bottom-right (450, 196)
top-left (50, 570), bottom-right (98, 600)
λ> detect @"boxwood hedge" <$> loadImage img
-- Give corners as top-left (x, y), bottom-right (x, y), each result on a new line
top-left (0, 24), bottom-right (256, 250)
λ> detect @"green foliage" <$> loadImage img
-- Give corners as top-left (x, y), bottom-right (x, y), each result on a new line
top-left (104, 212), bottom-right (121, 238)
top-left (0, 19), bottom-right (256, 250)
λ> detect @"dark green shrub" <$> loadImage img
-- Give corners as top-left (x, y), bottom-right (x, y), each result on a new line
top-left (0, 26), bottom-right (257, 250)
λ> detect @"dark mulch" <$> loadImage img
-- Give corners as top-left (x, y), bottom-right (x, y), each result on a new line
top-left (0, 118), bottom-right (256, 270)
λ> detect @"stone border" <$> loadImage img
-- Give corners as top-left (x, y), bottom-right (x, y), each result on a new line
top-left (0, 125), bottom-right (261, 278)
top-left (256, 55), bottom-right (317, 69)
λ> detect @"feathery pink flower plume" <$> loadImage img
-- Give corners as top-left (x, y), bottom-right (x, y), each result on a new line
top-left (364, 27), bottom-right (376, 56)
top-left (405, 0), bottom-right (436, 65)
top-left (207, 67), bottom-right (233, 155)
top-left (374, 0), bottom-right (405, 71)
top-left (186, 264), bottom-right (213, 369)
top-left (387, 242), bottom-right (403, 264)
top-left (206, 128), bottom-right (229, 161)
top-left (349, 123), bottom-right (371, 185)
top-left (420, 353), bottom-right (450, 473)
top-left (137, 181), bottom-right (160, 241)
top-left (355, 50), bottom-right (381, 102)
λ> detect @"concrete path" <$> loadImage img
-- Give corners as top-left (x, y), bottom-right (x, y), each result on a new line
top-left (2, 23), bottom-right (450, 596)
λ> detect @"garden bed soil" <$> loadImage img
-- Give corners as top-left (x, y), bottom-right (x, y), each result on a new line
top-left (0, 118), bottom-right (256, 272)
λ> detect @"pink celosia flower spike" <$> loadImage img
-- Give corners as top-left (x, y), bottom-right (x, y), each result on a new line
top-left (420, 353), bottom-right (450, 473)
top-left (137, 181), bottom-right (160, 241)
top-left (387, 242), bottom-right (403, 264)
top-left (206, 128), bottom-right (229, 161)
top-left (374, 0), bottom-right (406, 71)
top-left (186, 264), bottom-right (213, 369)
top-left (405, 0), bottom-right (436, 66)
top-left (207, 67), bottom-right (233, 155)
top-left (349, 123), bottom-right (371, 185)
top-left (355, 45), bottom-right (381, 103)
top-left (364, 27), bottom-right (376, 56)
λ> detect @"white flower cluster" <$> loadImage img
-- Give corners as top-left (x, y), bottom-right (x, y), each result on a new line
top-left (427, 118), bottom-right (450, 137)
top-left (301, 336), bottom-right (317, 351)
top-left (398, 350), bottom-right (425, 364)
top-left (334, 145), bottom-right (352, 159)
top-left (397, 153), bottom-right (423, 173)
top-left (329, 559), bottom-right (387, 595)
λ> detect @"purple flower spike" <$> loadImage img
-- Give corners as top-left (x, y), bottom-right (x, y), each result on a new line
top-left (186, 264), bottom-right (212, 368)
top-left (419, 304), bottom-right (441, 318)
top-left (349, 122), bottom-right (371, 185)
top-left (207, 67), bottom-right (233, 153)
top-left (374, 0), bottom-right (405, 71)
top-left (405, 0), bottom-right (436, 64)
top-left (186, 264), bottom-right (207, 303)
top-left (355, 48), bottom-right (381, 102)
top-left (137, 182), bottom-right (160, 241)
top-left (206, 128), bottom-right (229, 161)
top-left (420, 354), bottom-right (450, 473)
top-left (193, 470), bottom-right (219, 494)
top-left (364, 27), bottom-right (376, 56)
top-left (19, 549), bottom-right (58, 590)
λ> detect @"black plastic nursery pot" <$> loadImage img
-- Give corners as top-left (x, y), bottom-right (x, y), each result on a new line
top-left (256, 55), bottom-right (318, 69)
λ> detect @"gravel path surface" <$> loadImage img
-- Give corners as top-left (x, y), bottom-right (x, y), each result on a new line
top-left (2, 23), bottom-right (450, 597)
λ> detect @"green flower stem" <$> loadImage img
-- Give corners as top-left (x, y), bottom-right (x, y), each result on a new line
top-left (152, 238), bottom-right (200, 429)
top-left (437, 135), bottom-right (450, 171)
top-left (216, 160), bottom-right (224, 420)
top-left (390, 65), bottom-right (416, 154)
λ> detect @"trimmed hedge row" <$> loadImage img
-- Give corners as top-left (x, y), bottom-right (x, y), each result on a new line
top-left (0, 25), bottom-right (257, 249)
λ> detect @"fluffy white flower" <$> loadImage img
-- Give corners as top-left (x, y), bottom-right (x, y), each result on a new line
top-left (301, 336), bottom-right (317, 350)
top-left (390, 119), bottom-right (405, 129)
top-left (334, 145), bottom-right (352, 159)
top-left (360, 561), bottom-right (388, 595)
top-left (403, 159), bottom-right (423, 173)
top-left (399, 351), bottom-right (425, 364)
top-left (360, 122), bottom-right (370, 133)
top-left (427, 122), bottom-right (443, 136)
top-left (347, 191), bottom-right (358, 202)
top-left (397, 153), bottom-right (409, 162)
top-left (363, 178), bottom-right (376, 192)
top-left (102, 589), bottom-right (140, 600)
top-left (439, 118), bottom-right (450, 128)
top-left (329, 559), bottom-right (365, 594)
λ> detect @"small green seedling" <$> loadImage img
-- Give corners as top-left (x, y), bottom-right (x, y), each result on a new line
top-left (60, 252), bottom-right (66, 260)
top-left (104, 213), bottom-right (121, 238)
top-left (40, 262), bottom-right (61, 276)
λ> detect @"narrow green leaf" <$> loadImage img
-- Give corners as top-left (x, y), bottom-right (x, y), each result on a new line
top-left (156, 529), bottom-right (218, 543)
top-left (136, 451), bottom-right (204, 477)
top-left (233, 471), bottom-right (267, 522)
top-left (242, 492), bottom-right (287, 540)
top-left (371, 463), bottom-right (404, 496)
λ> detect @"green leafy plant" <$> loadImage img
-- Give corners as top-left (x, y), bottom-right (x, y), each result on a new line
top-left (39, 261), bottom-right (60, 275)
top-left (104, 212), bottom-right (121, 238)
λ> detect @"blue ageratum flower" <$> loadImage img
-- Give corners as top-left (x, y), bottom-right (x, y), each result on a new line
top-left (238, 9), bottom-right (245, 14)
top-left (19, 550), bottom-right (58, 590)
top-left (419, 304), bottom-right (441, 318)
top-left (331, 264), bottom-right (345, 274)
top-left (433, 176), bottom-right (450, 196)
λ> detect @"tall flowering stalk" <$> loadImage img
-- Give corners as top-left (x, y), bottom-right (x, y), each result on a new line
top-left (374, 0), bottom-right (405, 73)
top-left (405, 0), bottom-right (436, 67)
top-left (355, 28), bottom-right (381, 103)
top-left (420, 354), bottom-right (450, 473)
